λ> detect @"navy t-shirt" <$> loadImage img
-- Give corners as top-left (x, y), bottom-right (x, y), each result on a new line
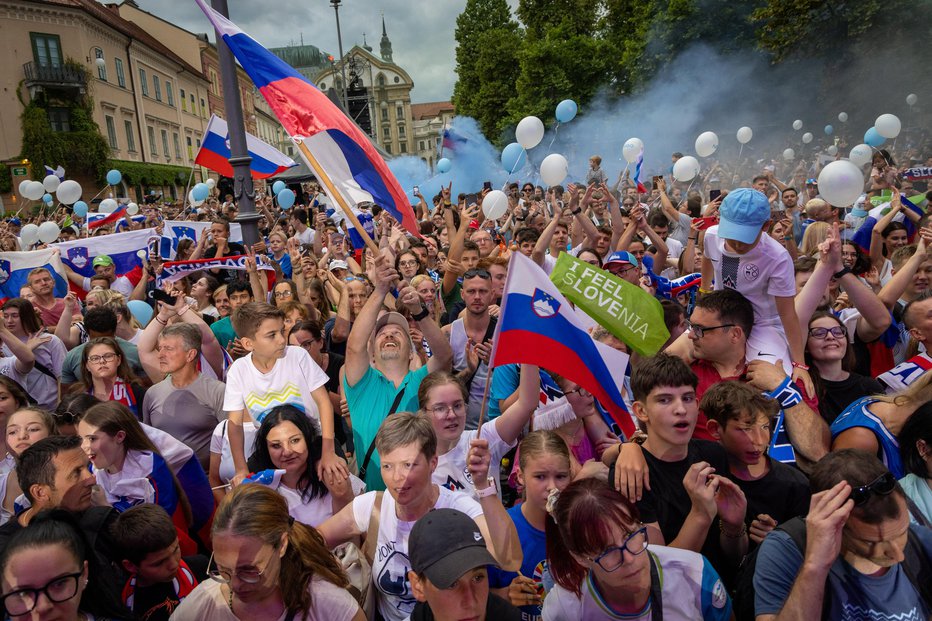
top-left (488, 504), bottom-right (552, 621)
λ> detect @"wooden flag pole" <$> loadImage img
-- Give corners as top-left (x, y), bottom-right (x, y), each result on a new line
top-left (474, 365), bottom-right (495, 436)
top-left (293, 138), bottom-right (380, 256)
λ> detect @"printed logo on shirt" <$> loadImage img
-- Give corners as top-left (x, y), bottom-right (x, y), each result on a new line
top-left (376, 548), bottom-right (415, 612)
top-left (744, 263), bottom-right (760, 281)
top-left (712, 579), bottom-right (727, 609)
top-left (441, 475), bottom-right (465, 492)
top-left (722, 256), bottom-right (739, 289)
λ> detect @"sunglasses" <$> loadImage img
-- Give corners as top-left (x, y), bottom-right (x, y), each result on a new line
top-left (849, 472), bottom-right (896, 506)
top-left (463, 269), bottom-right (491, 280)
top-left (54, 411), bottom-right (79, 426)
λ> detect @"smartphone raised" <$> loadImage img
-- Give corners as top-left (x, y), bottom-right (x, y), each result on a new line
top-left (150, 289), bottom-right (178, 306)
top-left (709, 189), bottom-right (722, 202)
top-left (483, 181), bottom-right (492, 191)
top-left (695, 216), bottom-right (719, 231)
top-left (413, 185), bottom-right (419, 195)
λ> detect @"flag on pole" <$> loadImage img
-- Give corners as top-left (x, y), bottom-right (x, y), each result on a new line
top-left (193, 0), bottom-right (420, 237)
top-left (0, 249), bottom-right (69, 302)
top-left (54, 228), bottom-right (155, 286)
top-left (490, 253), bottom-right (636, 438)
top-left (87, 206), bottom-right (127, 230)
top-left (633, 151), bottom-right (647, 193)
top-left (851, 193), bottom-right (924, 252)
top-left (442, 128), bottom-right (467, 153)
top-left (195, 115), bottom-right (297, 179)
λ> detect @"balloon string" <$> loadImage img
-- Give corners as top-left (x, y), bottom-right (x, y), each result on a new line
top-left (547, 123), bottom-right (560, 153)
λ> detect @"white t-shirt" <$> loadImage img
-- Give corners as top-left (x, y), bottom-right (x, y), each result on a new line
top-left (703, 225), bottom-right (796, 326)
top-left (277, 475), bottom-right (366, 528)
top-left (433, 423), bottom-right (514, 498)
top-left (223, 346), bottom-right (328, 424)
top-left (1, 334), bottom-right (66, 410)
top-left (82, 274), bottom-right (134, 298)
top-left (169, 574), bottom-right (359, 621)
top-left (209, 419), bottom-right (258, 484)
top-left (352, 488), bottom-right (484, 621)
top-left (294, 226), bottom-right (316, 246)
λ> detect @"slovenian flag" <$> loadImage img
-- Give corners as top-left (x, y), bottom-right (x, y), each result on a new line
top-left (441, 128), bottom-right (467, 153)
top-left (850, 193), bottom-right (924, 252)
top-left (195, 115), bottom-right (297, 179)
top-left (88, 206), bottom-right (127, 230)
top-left (490, 253), bottom-right (636, 437)
top-left (194, 0), bottom-right (420, 237)
top-left (0, 249), bottom-right (69, 302)
top-left (633, 151), bottom-right (647, 193)
top-left (53, 228), bottom-right (155, 287)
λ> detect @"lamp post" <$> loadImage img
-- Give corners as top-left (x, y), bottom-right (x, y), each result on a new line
top-left (208, 0), bottom-right (260, 247)
top-left (330, 0), bottom-right (350, 112)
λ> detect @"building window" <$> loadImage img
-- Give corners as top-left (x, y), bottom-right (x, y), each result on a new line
top-left (30, 33), bottom-right (62, 68)
top-left (319, 82), bottom-right (326, 90)
top-left (166, 82), bottom-right (174, 107)
top-left (47, 107), bottom-right (70, 132)
top-left (148, 125), bottom-right (157, 156)
top-left (173, 132), bottom-right (181, 160)
top-left (382, 125), bottom-right (391, 141)
top-left (125, 120), bottom-right (135, 152)
top-left (381, 107), bottom-right (388, 121)
top-left (398, 124), bottom-right (406, 138)
top-left (200, 98), bottom-right (206, 117)
top-left (105, 115), bottom-right (117, 149)
top-left (396, 105), bottom-right (403, 120)
top-left (400, 142), bottom-right (407, 154)
top-left (377, 74), bottom-right (385, 86)
top-left (180, 88), bottom-right (187, 111)
top-left (186, 135), bottom-right (193, 159)
top-left (209, 69), bottom-right (220, 95)
top-left (139, 69), bottom-right (149, 96)
top-left (418, 140), bottom-right (424, 151)
top-left (385, 144), bottom-right (392, 155)
top-left (190, 93), bottom-right (196, 110)
top-left (94, 48), bottom-right (107, 81)
top-left (153, 76), bottom-right (161, 101)
top-left (115, 58), bottom-right (125, 88)
top-left (161, 129), bottom-right (169, 158)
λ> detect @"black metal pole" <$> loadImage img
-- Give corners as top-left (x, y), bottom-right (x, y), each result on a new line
top-left (210, 0), bottom-right (259, 247)
top-left (331, 0), bottom-right (349, 112)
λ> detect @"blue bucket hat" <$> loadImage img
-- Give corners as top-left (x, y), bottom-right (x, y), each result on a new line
top-left (718, 188), bottom-right (771, 244)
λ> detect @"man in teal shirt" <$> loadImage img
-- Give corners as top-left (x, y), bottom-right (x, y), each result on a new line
top-left (343, 252), bottom-right (452, 490)
top-left (209, 281), bottom-right (253, 350)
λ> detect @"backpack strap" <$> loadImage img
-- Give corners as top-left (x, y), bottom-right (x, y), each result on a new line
top-left (361, 491), bottom-right (383, 566)
top-left (902, 528), bottom-right (932, 608)
top-left (358, 385), bottom-right (408, 480)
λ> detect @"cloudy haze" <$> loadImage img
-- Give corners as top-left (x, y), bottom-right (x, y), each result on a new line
top-left (117, 0), bottom-right (515, 104)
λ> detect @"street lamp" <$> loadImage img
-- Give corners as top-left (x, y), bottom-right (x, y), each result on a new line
top-left (330, 0), bottom-right (350, 112)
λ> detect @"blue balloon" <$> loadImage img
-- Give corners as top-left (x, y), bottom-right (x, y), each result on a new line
top-left (127, 300), bottom-right (154, 326)
top-left (864, 127), bottom-right (885, 147)
top-left (192, 183), bottom-right (209, 201)
top-left (73, 201), bottom-right (88, 217)
top-left (501, 142), bottom-right (527, 173)
top-left (555, 99), bottom-right (578, 123)
top-left (272, 180), bottom-right (287, 195)
top-left (278, 188), bottom-right (296, 209)
top-left (437, 158), bottom-right (452, 173)
top-left (42, 193), bottom-right (53, 204)
top-left (824, 125), bottom-right (834, 136)
top-left (106, 169), bottom-right (122, 185)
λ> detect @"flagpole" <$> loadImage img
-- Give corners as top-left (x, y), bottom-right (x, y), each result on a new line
top-left (293, 139), bottom-right (381, 255)
top-left (475, 365), bottom-right (495, 435)
top-left (181, 166), bottom-right (196, 212)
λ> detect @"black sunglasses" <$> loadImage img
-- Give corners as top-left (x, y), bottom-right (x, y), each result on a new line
top-left (54, 411), bottom-right (79, 425)
top-left (849, 472), bottom-right (896, 506)
top-left (463, 269), bottom-right (491, 280)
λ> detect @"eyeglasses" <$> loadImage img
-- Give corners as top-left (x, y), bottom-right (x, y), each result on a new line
top-left (54, 411), bottom-right (79, 426)
top-left (849, 472), bottom-right (897, 506)
top-left (207, 547), bottom-right (276, 584)
top-left (463, 269), bottom-right (491, 280)
top-left (428, 401), bottom-right (466, 417)
top-left (588, 526), bottom-right (648, 572)
top-left (1, 571), bottom-right (82, 616)
top-left (399, 260), bottom-right (419, 268)
top-left (274, 290), bottom-right (293, 298)
top-left (296, 339), bottom-right (319, 351)
top-left (344, 276), bottom-right (366, 283)
top-left (686, 321), bottom-right (735, 339)
top-left (564, 386), bottom-right (590, 398)
top-left (808, 326), bottom-right (846, 340)
top-left (87, 352), bottom-right (119, 364)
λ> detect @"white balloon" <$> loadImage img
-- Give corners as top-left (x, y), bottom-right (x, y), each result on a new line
top-left (193, 197), bottom-right (205, 207)
top-left (827, 145), bottom-right (838, 156)
top-left (793, 120), bottom-right (803, 131)
top-left (849, 144), bottom-right (872, 168)
top-left (838, 112), bottom-right (848, 123)
top-left (55, 180), bottom-right (82, 204)
top-left (515, 116), bottom-right (545, 150)
top-left (802, 132), bottom-right (813, 144)
top-left (481, 190), bottom-right (508, 220)
top-left (206, 178), bottom-right (216, 189)
top-left (622, 137), bottom-right (644, 164)
top-left (24, 181), bottom-right (45, 200)
top-left (736, 126), bottom-right (753, 144)
top-left (42, 175), bottom-right (60, 193)
top-left (672, 156), bottom-right (700, 182)
top-left (540, 154), bottom-right (568, 186)
top-left (20, 224), bottom-right (39, 247)
top-left (783, 148), bottom-right (795, 161)
top-left (17, 180), bottom-right (30, 196)
top-left (906, 93), bottom-right (918, 106)
top-left (37, 221), bottom-right (60, 244)
top-left (695, 131), bottom-right (719, 157)
top-left (818, 160), bottom-right (864, 207)
top-left (99, 198), bottom-right (118, 214)
top-left (126, 202), bottom-right (139, 215)
top-left (874, 114), bottom-right (901, 139)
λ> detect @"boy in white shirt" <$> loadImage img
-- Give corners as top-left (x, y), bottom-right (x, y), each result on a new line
top-left (701, 188), bottom-right (813, 393)
top-left (224, 302), bottom-right (347, 485)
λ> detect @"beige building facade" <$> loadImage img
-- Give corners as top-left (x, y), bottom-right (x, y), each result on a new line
top-left (411, 101), bottom-right (455, 169)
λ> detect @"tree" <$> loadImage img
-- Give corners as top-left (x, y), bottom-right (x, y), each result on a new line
top-left (452, 0), bottom-right (522, 141)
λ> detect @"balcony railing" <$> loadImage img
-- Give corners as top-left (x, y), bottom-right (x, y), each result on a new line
top-left (23, 62), bottom-right (87, 92)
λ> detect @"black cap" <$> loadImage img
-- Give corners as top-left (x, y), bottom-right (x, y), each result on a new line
top-left (409, 509), bottom-right (498, 589)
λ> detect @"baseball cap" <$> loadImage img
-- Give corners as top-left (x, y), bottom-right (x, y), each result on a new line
top-left (806, 178), bottom-right (818, 186)
top-left (469, 219), bottom-right (480, 230)
top-left (604, 250), bottom-right (639, 268)
top-left (329, 260), bottom-right (349, 271)
top-left (92, 255), bottom-right (114, 268)
top-left (7, 218), bottom-right (20, 226)
top-left (374, 311), bottom-right (409, 337)
top-left (409, 509), bottom-right (498, 589)
top-left (718, 188), bottom-right (771, 244)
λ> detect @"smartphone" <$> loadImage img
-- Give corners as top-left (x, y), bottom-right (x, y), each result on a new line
top-left (709, 189), bottom-right (722, 202)
top-left (483, 181), bottom-right (492, 191)
top-left (150, 289), bottom-right (178, 306)
top-left (464, 193), bottom-right (478, 206)
top-left (652, 175), bottom-right (662, 186)
top-left (695, 216), bottom-right (719, 231)
top-left (413, 185), bottom-right (419, 195)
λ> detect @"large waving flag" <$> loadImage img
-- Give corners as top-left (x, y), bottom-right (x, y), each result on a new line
top-left (161, 220), bottom-right (244, 259)
top-left (0, 249), bottom-right (69, 302)
top-left (196, 115), bottom-right (297, 179)
top-left (490, 252), bottom-right (636, 437)
top-left (88, 206), bottom-right (127, 230)
top-left (53, 228), bottom-right (156, 286)
top-left (194, 0), bottom-right (420, 236)
top-left (851, 193), bottom-right (924, 252)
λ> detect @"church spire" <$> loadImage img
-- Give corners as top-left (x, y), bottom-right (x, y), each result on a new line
top-left (379, 13), bottom-right (393, 63)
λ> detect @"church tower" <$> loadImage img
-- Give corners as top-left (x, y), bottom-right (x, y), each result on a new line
top-left (379, 14), bottom-right (393, 63)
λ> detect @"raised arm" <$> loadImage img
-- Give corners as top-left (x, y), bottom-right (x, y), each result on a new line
top-left (491, 364), bottom-right (539, 444)
top-left (344, 252), bottom-right (396, 387)
top-left (869, 200), bottom-right (901, 270)
top-left (878, 227), bottom-right (932, 309)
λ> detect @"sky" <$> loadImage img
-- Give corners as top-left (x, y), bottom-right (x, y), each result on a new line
top-left (118, 0), bottom-right (515, 104)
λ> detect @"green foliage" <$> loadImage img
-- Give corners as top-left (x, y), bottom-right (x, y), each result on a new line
top-left (107, 159), bottom-right (188, 187)
top-left (0, 167), bottom-right (11, 195)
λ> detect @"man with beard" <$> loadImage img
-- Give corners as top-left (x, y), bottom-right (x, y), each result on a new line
top-left (343, 252), bottom-right (452, 491)
top-left (443, 269), bottom-right (495, 430)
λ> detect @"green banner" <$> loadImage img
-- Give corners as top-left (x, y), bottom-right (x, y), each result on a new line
top-left (550, 253), bottom-right (669, 356)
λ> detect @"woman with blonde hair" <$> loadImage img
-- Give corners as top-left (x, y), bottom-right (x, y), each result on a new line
top-left (410, 274), bottom-right (444, 325)
top-left (799, 220), bottom-right (829, 258)
top-left (172, 484), bottom-right (363, 620)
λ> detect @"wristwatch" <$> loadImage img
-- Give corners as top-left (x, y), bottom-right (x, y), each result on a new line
top-left (411, 305), bottom-right (430, 321)
top-left (833, 267), bottom-right (852, 280)
top-left (475, 477), bottom-right (498, 498)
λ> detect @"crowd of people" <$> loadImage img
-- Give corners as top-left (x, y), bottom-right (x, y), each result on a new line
top-left (0, 131), bottom-right (929, 621)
